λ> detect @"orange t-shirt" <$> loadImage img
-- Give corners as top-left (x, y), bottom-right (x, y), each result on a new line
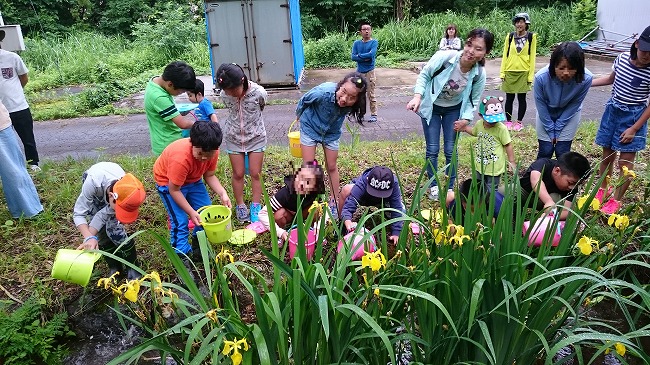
top-left (153, 138), bottom-right (219, 187)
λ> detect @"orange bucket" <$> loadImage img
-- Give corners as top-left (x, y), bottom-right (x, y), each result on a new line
top-left (288, 119), bottom-right (302, 158)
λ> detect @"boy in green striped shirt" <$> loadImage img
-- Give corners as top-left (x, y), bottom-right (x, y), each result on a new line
top-left (144, 61), bottom-right (197, 155)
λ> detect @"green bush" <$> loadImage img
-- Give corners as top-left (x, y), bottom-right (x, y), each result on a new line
top-left (0, 297), bottom-right (72, 364)
top-left (571, 0), bottom-right (598, 41)
top-left (304, 33), bottom-right (354, 68)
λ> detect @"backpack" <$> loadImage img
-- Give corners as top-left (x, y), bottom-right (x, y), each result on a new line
top-left (506, 31), bottom-right (533, 58)
top-left (430, 62), bottom-right (483, 107)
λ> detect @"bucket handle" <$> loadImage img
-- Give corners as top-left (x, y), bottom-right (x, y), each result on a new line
top-left (288, 119), bottom-right (299, 133)
top-left (196, 205), bottom-right (212, 215)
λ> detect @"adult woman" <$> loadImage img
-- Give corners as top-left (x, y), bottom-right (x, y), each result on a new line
top-left (500, 12), bottom-right (537, 131)
top-left (407, 28), bottom-right (494, 201)
top-left (439, 24), bottom-right (462, 51)
top-left (534, 41), bottom-right (592, 159)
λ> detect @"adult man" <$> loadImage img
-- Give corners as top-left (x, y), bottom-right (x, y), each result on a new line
top-left (0, 30), bottom-right (40, 171)
top-left (351, 21), bottom-right (379, 123)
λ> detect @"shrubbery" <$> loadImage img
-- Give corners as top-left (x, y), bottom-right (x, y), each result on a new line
top-left (0, 297), bottom-right (72, 364)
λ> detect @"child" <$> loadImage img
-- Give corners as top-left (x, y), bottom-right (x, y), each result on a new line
top-left (181, 79), bottom-right (219, 138)
top-left (591, 25), bottom-right (650, 212)
top-left (296, 72), bottom-right (367, 219)
top-left (216, 63), bottom-right (268, 224)
top-left (459, 96), bottom-right (516, 193)
top-left (517, 151), bottom-right (591, 220)
top-left (351, 21), bottom-right (379, 123)
top-left (153, 122), bottom-right (231, 257)
top-left (258, 162), bottom-right (326, 242)
top-left (534, 41), bottom-right (593, 159)
top-left (145, 61), bottom-right (197, 156)
top-left (438, 24), bottom-right (462, 51)
top-left (339, 166), bottom-right (406, 245)
top-left (74, 162), bottom-right (146, 280)
top-left (499, 13), bottom-right (537, 131)
top-left (0, 100), bottom-right (42, 218)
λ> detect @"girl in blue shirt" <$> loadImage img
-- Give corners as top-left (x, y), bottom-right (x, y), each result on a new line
top-left (534, 41), bottom-right (592, 159)
top-left (296, 72), bottom-right (367, 218)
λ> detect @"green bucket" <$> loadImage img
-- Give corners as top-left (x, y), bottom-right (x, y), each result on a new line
top-left (51, 249), bottom-right (102, 287)
top-left (198, 205), bottom-right (232, 244)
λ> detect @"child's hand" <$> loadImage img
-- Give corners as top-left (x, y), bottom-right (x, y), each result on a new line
top-left (281, 231), bottom-right (288, 243)
top-left (77, 237), bottom-right (98, 250)
top-left (344, 220), bottom-right (357, 232)
top-left (453, 119), bottom-right (469, 131)
top-left (220, 192), bottom-right (232, 208)
top-left (388, 235), bottom-right (399, 245)
top-left (190, 211), bottom-right (202, 227)
top-left (619, 128), bottom-right (636, 144)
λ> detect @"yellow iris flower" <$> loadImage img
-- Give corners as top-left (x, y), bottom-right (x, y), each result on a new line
top-left (449, 233), bottom-right (470, 247)
top-left (206, 309), bottom-right (218, 323)
top-left (605, 342), bottom-right (626, 356)
top-left (432, 228), bottom-right (446, 245)
top-left (608, 214), bottom-right (630, 231)
top-left (622, 166), bottom-right (636, 179)
top-left (122, 279), bottom-right (141, 303)
top-left (373, 288), bottom-right (380, 297)
top-left (222, 337), bottom-right (249, 365)
top-left (361, 250), bottom-right (387, 272)
top-left (576, 236), bottom-right (597, 255)
top-left (577, 195), bottom-right (600, 210)
top-left (215, 247), bottom-right (235, 264)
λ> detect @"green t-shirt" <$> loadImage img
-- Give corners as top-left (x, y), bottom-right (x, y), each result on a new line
top-left (471, 120), bottom-right (512, 177)
top-left (144, 78), bottom-right (181, 155)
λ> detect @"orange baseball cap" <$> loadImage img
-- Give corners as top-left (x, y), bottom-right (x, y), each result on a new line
top-left (113, 173), bottom-right (146, 224)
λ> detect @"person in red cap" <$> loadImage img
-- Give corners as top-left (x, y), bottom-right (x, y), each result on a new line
top-left (339, 166), bottom-right (406, 244)
top-left (73, 162), bottom-right (146, 281)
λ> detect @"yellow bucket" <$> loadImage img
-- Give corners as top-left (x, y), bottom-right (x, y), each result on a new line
top-left (51, 249), bottom-right (102, 287)
top-left (198, 205), bottom-right (232, 244)
top-left (288, 119), bottom-right (302, 158)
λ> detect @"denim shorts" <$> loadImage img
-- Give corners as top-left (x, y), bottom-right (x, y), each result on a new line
top-left (300, 132), bottom-right (340, 151)
top-left (595, 99), bottom-right (648, 152)
top-left (225, 147), bottom-right (265, 154)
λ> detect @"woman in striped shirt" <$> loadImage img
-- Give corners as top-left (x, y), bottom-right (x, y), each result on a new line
top-left (591, 25), bottom-right (650, 212)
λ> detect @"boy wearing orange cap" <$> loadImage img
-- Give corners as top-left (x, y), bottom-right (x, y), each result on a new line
top-left (73, 162), bottom-right (146, 281)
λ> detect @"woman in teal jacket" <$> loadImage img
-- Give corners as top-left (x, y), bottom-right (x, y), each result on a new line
top-left (406, 28), bottom-right (494, 201)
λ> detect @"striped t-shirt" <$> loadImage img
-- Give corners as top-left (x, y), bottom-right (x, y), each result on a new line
top-left (612, 52), bottom-right (650, 105)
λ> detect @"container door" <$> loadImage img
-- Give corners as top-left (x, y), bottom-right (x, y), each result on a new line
top-left (245, 0), bottom-right (296, 86)
top-left (205, 0), bottom-right (255, 83)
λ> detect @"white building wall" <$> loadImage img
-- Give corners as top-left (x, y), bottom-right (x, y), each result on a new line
top-left (597, 0), bottom-right (650, 41)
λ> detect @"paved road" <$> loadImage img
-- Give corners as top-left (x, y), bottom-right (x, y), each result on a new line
top-left (34, 57), bottom-right (614, 161)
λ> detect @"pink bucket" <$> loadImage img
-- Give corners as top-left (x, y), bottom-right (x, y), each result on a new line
top-left (288, 228), bottom-right (317, 260)
top-left (523, 217), bottom-right (565, 247)
top-left (337, 228), bottom-right (377, 260)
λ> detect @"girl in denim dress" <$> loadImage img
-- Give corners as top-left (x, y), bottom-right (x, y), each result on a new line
top-left (591, 25), bottom-right (650, 212)
top-left (296, 72), bottom-right (367, 218)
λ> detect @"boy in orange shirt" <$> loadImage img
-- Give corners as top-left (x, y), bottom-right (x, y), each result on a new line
top-left (154, 122), bottom-right (231, 256)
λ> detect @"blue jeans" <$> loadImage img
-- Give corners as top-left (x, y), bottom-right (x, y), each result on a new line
top-left (0, 126), bottom-right (42, 218)
top-left (157, 180), bottom-right (212, 254)
top-left (422, 103), bottom-right (461, 189)
top-left (537, 140), bottom-right (572, 159)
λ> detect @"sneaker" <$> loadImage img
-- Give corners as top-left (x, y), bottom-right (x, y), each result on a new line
top-left (368, 115), bottom-right (378, 123)
top-left (427, 186), bottom-right (439, 201)
top-left (250, 202), bottom-right (262, 223)
top-left (512, 121), bottom-right (524, 131)
top-left (29, 165), bottom-right (41, 172)
top-left (235, 204), bottom-right (250, 223)
top-left (504, 121), bottom-right (513, 130)
top-left (601, 199), bottom-right (621, 215)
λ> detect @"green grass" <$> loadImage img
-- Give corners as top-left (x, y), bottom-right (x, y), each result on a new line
top-left (1, 121), bottom-right (648, 310)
